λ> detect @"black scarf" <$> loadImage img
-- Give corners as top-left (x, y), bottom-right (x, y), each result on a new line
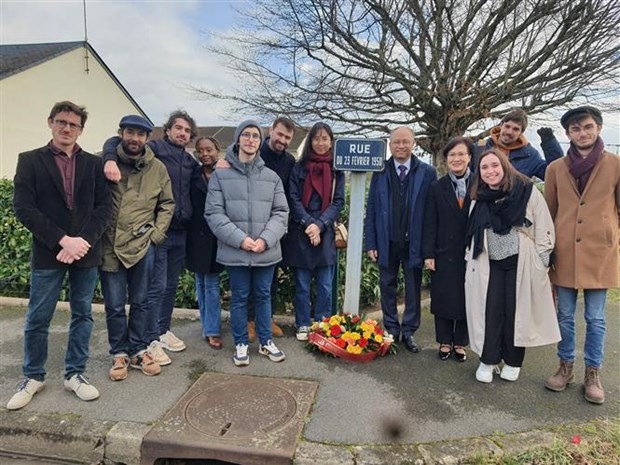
top-left (567, 137), bottom-right (604, 194)
top-left (465, 179), bottom-right (533, 259)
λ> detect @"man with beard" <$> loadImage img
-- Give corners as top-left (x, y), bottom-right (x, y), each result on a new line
top-left (481, 108), bottom-right (562, 180)
top-left (100, 115), bottom-right (175, 381)
top-left (544, 106), bottom-right (619, 405)
top-left (102, 111), bottom-right (200, 365)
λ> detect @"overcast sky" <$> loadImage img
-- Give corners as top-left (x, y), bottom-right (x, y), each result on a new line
top-left (1, 0), bottom-right (618, 151)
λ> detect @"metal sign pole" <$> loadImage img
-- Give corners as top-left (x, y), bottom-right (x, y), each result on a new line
top-left (343, 171), bottom-right (367, 314)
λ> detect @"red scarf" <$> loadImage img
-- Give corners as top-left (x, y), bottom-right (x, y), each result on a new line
top-left (567, 137), bottom-right (604, 194)
top-left (302, 151), bottom-right (333, 213)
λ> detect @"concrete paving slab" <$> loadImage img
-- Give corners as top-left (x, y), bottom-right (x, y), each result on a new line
top-left (106, 421), bottom-right (153, 465)
top-left (140, 373), bottom-right (318, 465)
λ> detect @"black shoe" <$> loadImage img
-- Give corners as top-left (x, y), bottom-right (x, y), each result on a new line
top-left (439, 344), bottom-right (451, 360)
top-left (453, 345), bottom-right (467, 362)
top-left (403, 335), bottom-right (419, 353)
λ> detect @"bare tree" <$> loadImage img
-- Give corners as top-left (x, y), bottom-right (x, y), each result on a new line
top-left (199, 0), bottom-right (620, 164)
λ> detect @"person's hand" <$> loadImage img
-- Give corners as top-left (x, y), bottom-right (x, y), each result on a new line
top-left (57, 236), bottom-right (90, 262)
top-left (241, 237), bottom-right (256, 251)
top-left (537, 127), bottom-right (554, 142)
top-left (251, 238), bottom-right (266, 253)
top-left (424, 258), bottom-right (435, 271)
top-left (367, 250), bottom-right (378, 262)
top-left (104, 160), bottom-right (121, 183)
top-left (215, 159), bottom-right (231, 169)
top-left (305, 223), bottom-right (321, 247)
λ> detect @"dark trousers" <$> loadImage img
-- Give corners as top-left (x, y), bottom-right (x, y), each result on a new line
top-left (145, 228), bottom-right (187, 342)
top-left (378, 243), bottom-right (422, 340)
top-left (481, 255), bottom-right (525, 367)
top-left (434, 316), bottom-right (469, 346)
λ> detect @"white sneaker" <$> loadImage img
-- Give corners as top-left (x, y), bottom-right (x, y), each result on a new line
top-left (500, 364), bottom-right (521, 381)
top-left (259, 340), bottom-right (286, 362)
top-left (159, 330), bottom-right (186, 352)
top-left (476, 362), bottom-right (499, 383)
top-left (148, 341), bottom-right (172, 366)
top-left (7, 378), bottom-right (45, 410)
top-left (234, 343), bottom-right (250, 366)
top-left (63, 374), bottom-right (99, 401)
top-left (296, 326), bottom-right (310, 341)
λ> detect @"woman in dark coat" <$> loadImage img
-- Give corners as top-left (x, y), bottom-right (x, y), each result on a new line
top-left (283, 122), bottom-right (345, 341)
top-left (422, 137), bottom-right (474, 362)
top-left (186, 136), bottom-right (224, 349)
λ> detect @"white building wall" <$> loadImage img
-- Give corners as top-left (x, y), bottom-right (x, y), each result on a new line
top-left (0, 47), bottom-right (145, 179)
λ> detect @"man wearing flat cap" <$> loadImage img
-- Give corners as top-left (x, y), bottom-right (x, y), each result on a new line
top-left (100, 115), bottom-right (175, 381)
top-left (544, 106), bottom-right (620, 404)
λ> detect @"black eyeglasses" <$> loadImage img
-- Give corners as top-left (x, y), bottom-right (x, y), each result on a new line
top-left (54, 119), bottom-right (82, 131)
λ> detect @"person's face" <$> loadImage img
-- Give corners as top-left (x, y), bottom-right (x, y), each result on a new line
top-left (48, 111), bottom-right (83, 150)
top-left (166, 118), bottom-right (192, 147)
top-left (238, 126), bottom-right (261, 157)
top-left (311, 129), bottom-right (332, 155)
top-left (479, 154), bottom-right (505, 189)
top-left (195, 139), bottom-right (219, 166)
top-left (269, 123), bottom-right (294, 153)
top-left (498, 120), bottom-right (523, 146)
top-left (389, 128), bottom-right (415, 163)
top-left (120, 127), bottom-right (148, 155)
top-left (566, 116), bottom-right (602, 152)
top-left (446, 143), bottom-right (471, 176)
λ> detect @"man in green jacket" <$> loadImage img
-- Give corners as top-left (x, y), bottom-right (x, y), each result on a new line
top-left (100, 115), bottom-right (175, 381)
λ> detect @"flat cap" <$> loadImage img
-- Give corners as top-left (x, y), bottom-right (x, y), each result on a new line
top-left (119, 115), bottom-right (153, 133)
top-left (560, 106), bottom-right (603, 130)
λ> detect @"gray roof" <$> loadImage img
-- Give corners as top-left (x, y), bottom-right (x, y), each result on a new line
top-left (0, 41), bottom-right (84, 80)
top-left (0, 41), bottom-right (152, 123)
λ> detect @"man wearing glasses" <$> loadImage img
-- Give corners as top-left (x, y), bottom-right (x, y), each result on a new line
top-left (9, 101), bottom-right (111, 410)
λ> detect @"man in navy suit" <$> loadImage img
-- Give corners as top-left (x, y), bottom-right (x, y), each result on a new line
top-left (364, 127), bottom-right (436, 352)
top-left (8, 101), bottom-right (111, 410)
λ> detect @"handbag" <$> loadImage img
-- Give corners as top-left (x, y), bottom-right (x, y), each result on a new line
top-left (331, 177), bottom-right (348, 249)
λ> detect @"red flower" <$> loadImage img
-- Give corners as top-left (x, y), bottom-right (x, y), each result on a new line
top-left (375, 328), bottom-right (384, 336)
top-left (351, 315), bottom-right (361, 324)
top-left (335, 338), bottom-right (346, 348)
top-left (572, 435), bottom-right (581, 445)
top-left (359, 338), bottom-right (368, 348)
top-left (330, 325), bottom-right (342, 337)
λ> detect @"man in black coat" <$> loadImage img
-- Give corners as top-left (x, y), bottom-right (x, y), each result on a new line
top-left (8, 101), bottom-right (111, 410)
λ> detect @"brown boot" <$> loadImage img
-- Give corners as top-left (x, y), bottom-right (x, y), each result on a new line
top-left (271, 320), bottom-right (284, 338)
top-left (247, 321), bottom-right (256, 343)
top-left (584, 366), bottom-right (605, 404)
top-left (544, 360), bottom-right (574, 392)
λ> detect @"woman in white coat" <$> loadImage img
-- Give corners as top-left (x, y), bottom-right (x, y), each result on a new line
top-left (465, 149), bottom-right (560, 383)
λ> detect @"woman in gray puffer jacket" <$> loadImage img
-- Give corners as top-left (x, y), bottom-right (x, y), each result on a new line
top-left (205, 120), bottom-right (289, 367)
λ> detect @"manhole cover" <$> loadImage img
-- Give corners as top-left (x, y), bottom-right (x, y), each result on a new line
top-left (141, 373), bottom-right (318, 465)
top-left (184, 380), bottom-right (298, 439)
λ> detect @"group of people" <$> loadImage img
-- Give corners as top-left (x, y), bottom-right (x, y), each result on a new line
top-left (6, 101), bottom-right (618, 412)
top-left (414, 108), bottom-right (618, 406)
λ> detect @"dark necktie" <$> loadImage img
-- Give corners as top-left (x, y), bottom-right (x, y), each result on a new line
top-left (398, 165), bottom-right (407, 182)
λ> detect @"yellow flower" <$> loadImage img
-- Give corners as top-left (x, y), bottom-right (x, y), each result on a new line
top-left (363, 330), bottom-right (373, 340)
top-left (360, 321), bottom-right (375, 333)
top-left (375, 334), bottom-right (383, 343)
top-left (329, 315), bottom-right (343, 326)
top-left (346, 344), bottom-right (363, 354)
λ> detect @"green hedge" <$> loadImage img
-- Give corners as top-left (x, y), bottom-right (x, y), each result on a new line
top-left (1, 178), bottom-right (427, 312)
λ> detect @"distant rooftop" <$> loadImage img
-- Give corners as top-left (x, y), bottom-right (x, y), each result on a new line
top-left (0, 41), bottom-right (85, 80)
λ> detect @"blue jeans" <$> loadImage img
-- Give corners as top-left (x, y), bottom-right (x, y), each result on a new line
top-left (101, 246), bottom-right (154, 357)
top-left (145, 229), bottom-right (186, 342)
top-left (195, 272), bottom-right (222, 337)
top-left (227, 266), bottom-right (275, 346)
top-left (23, 267), bottom-right (98, 381)
top-left (556, 287), bottom-right (607, 368)
top-left (293, 265), bottom-right (334, 328)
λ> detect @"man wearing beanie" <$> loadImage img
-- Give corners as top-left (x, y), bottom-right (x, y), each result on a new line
top-left (101, 110), bottom-right (201, 366)
top-left (205, 120), bottom-right (289, 366)
top-left (100, 115), bottom-right (175, 381)
top-left (544, 106), bottom-right (620, 404)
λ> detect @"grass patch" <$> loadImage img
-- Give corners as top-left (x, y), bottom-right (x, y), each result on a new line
top-left (466, 418), bottom-right (619, 464)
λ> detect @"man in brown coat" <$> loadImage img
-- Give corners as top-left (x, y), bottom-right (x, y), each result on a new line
top-left (544, 106), bottom-right (620, 404)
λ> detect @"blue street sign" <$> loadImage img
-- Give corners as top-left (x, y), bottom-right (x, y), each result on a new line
top-left (334, 138), bottom-right (386, 172)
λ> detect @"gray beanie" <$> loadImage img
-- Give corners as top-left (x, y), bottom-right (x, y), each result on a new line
top-left (234, 119), bottom-right (263, 146)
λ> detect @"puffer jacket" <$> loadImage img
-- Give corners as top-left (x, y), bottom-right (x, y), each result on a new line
top-left (101, 144), bottom-right (175, 272)
top-left (205, 145), bottom-right (289, 267)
